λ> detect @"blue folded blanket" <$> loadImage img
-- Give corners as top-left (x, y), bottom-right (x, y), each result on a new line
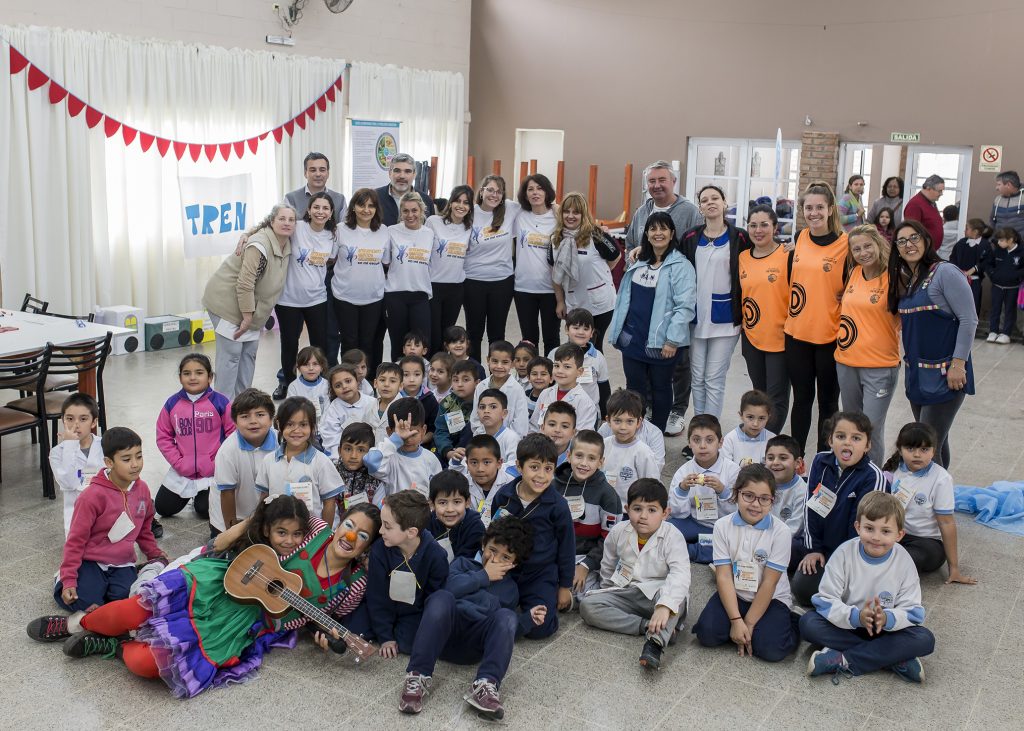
top-left (954, 483), bottom-right (1024, 536)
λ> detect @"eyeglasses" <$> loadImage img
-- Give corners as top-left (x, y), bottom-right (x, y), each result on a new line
top-left (894, 233), bottom-right (923, 249)
top-left (738, 491), bottom-right (774, 506)
top-left (482, 187), bottom-right (502, 195)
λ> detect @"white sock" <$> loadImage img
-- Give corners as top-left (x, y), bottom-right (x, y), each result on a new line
top-left (67, 610), bottom-right (85, 634)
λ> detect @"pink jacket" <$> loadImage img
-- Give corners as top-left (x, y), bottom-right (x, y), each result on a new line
top-left (156, 388), bottom-right (235, 479)
top-left (59, 471), bottom-right (163, 588)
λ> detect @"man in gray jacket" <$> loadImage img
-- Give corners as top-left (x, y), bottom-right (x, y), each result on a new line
top-left (624, 161), bottom-right (703, 439)
top-left (992, 171), bottom-right (1024, 241)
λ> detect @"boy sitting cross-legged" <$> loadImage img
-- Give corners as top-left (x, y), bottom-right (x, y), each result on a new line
top-left (488, 433), bottom-right (576, 639)
top-left (400, 516), bottom-right (545, 720)
top-left (579, 478), bottom-right (690, 671)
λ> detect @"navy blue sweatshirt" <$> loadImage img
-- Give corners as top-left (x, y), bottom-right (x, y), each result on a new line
top-left (949, 237), bottom-right (991, 280)
top-left (488, 477), bottom-right (576, 588)
top-left (366, 530), bottom-right (450, 643)
top-left (981, 243), bottom-right (1024, 288)
top-left (445, 555), bottom-right (534, 636)
top-left (803, 451), bottom-right (888, 558)
top-left (428, 509), bottom-right (486, 562)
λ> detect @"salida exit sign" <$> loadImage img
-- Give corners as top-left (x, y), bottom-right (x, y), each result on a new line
top-left (890, 132), bottom-right (921, 143)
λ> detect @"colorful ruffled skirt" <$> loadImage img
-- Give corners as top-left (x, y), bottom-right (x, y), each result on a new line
top-left (136, 557), bottom-right (296, 698)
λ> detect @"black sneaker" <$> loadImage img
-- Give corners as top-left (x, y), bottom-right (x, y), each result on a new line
top-left (26, 615), bottom-right (72, 643)
top-left (680, 445), bottom-right (694, 461)
top-left (150, 518), bottom-right (164, 539)
top-left (639, 638), bottom-right (663, 670)
top-left (272, 383), bottom-right (288, 400)
top-left (63, 632), bottom-right (120, 659)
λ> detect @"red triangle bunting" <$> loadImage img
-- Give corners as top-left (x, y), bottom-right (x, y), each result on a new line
top-left (122, 125), bottom-right (137, 146)
top-left (334, 77), bottom-right (343, 91)
top-left (139, 133), bottom-right (155, 152)
top-left (85, 106), bottom-right (103, 129)
top-left (27, 64), bottom-right (48, 90)
top-left (272, 126), bottom-right (283, 143)
top-left (325, 86), bottom-right (336, 103)
top-left (247, 137), bottom-right (259, 153)
top-left (104, 117), bottom-right (121, 138)
top-left (157, 138), bottom-right (172, 157)
top-left (259, 132), bottom-right (269, 140)
top-left (294, 113), bottom-right (306, 131)
top-left (67, 95), bottom-right (85, 117)
top-left (173, 141), bottom-right (187, 160)
top-left (219, 143), bottom-right (232, 161)
top-left (9, 46), bottom-right (29, 74)
top-left (48, 81), bottom-right (68, 105)
top-left (189, 143), bottom-right (202, 162)
top-left (203, 143), bottom-right (216, 161)
top-left (305, 103), bottom-right (317, 120)
top-left (283, 119), bottom-right (295, 136)
top-left (233, 141), bottom-right (245, 158)
top-left (316, 94), bottom-right (327, 112)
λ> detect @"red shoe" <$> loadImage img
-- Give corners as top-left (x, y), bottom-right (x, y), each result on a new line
top-left (398, 672), bottom-right (431, 714)
top-left (464, 678), bottom-right (504, 720)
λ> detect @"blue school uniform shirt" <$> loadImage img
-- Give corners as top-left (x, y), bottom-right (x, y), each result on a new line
top-left (487, 478), bottom-right (575, 588)
top-left (803, 451), bottom-right (888, 558)
top-left (366, 530), bottom-right (449, 643)
top-left (428, 509), bottom-right (486, 561)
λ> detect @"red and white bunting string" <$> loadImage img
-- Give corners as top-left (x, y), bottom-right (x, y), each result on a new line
top-left (6, 41), bottom-right (343, 161)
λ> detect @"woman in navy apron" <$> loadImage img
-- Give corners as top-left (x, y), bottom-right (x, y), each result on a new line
top-left (888, 219), bottom-right (978, 467)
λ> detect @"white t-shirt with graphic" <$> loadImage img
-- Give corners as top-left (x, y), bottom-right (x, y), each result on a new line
top-left (331, 225), bottom-right (390, 305)
top-left (426, 215), bottom-right (471, 284)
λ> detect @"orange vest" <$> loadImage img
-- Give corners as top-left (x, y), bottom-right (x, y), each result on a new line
top-left (784, 230), bottom-right (848, 344)
top-left (738, 245), bottom-right (789, 352)
top-left (835, 267), bottom-right (901, 367)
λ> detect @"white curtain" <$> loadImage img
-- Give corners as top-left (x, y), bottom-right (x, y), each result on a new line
top-left (0, 25), bottom-right (345, 315)
top-left (347, 62), bottom-right (465, 200)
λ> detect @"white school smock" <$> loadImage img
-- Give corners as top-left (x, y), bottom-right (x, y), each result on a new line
top-left (771, 474), bottom-right (807, 537)
top-left (712, 512), bottom-right (793, 606)
top-left (364, 434), bottom-right (442, 504)
top-left (529, 384), bottom-right (599, 433)
top-left (668, 455), bottom-right (741, 527)
top-left (426, 215), bottom-right (471, 284)
top-left (597, 520), bottom-right (691, 614)
top-left (602, 436), bottom-right (661, 508)
top-left (450, 457), bottom-right (517, 517)
top-left (547, 342), bottom-right (609, 412)
top-left (385, 223), bottom-right (435, 295)
top-left (513, 209), bottom-right (556, 293)
top-left (598, 419), bottom-right (665, 472)
top-left (212, 430), bottom-right (278, 532)
top-left (277, 221), bottom-right (337, 307)
top-left (319, 393), bottom-right (377, 459)
top-left (470, 377), bottom-right (530, 437)
top-left (471, 425), bottom-right (521, 465)
top-left (890, 462), bottom-right (954, 540)
top-left (694, 233), bottom-right (740, 339)
top-left (255, 444), bottom-right (344, 519)
top-left (332, 225), bottom-right (390, 305)
top-left (285, 377), bottom-right (331, 421)
top-left (49, 438), bottom-right (105, 536)
top-left (720, 426), bottom-right (775, 467)
top-left (464, 201), bottom-right (522, 281)
top-left (564, 239), bottom-right (617, 315)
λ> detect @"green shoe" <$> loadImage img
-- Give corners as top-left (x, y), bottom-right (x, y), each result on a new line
top-left (62, 632), bottom-right (119, 659)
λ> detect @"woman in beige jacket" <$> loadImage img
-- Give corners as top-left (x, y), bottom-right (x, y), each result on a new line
top-left (202, 203), bottom-right (294, 397)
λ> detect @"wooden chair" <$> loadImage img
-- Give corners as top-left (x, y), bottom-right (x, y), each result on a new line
top-left (38, 312), bottom-right (97, 393)
top-left (0, 345), bottom-right (54, 498)
top-left (6, 332), bottom-right (112, 443)
top-left (20, 294), bottom-right (49, 314)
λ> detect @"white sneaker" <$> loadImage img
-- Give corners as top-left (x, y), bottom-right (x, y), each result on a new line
top-left (987, 332), bottom-right (999, 342)
top-left (665, 411), bottom-right (686, 437)
top-left (997, 334), bottom-right (1011, 344)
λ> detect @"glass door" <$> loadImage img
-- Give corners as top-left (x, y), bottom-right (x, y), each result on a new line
top-left (903, 145), bottom-right (973, 235)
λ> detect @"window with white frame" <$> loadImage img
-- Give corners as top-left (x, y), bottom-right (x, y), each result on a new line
top-left (686, 137), bottom-right (801, 241)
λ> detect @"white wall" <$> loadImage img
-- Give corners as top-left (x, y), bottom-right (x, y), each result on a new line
top-left (0, 0), bottom-right (471, 75)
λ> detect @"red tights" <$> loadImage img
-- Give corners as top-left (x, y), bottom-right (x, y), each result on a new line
top-left (80, 597), bottom-right (160, 679)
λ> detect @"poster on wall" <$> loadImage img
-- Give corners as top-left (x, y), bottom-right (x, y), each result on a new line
top-left (350, 119), bottom-right (401, 189)
top-left (179, 174), bottom-right (255, 259)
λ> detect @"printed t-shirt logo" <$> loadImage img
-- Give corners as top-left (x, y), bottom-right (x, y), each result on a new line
top-left (837, 315), bottom-right (858, 350)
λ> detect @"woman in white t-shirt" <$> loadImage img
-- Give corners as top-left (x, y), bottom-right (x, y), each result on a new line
top-left (275, 192), bottom-right (338, 392)
top-left (385, 192), bottom-right (435, 361)
top-left (513, 174), bottom-right (560, 355)
top-left (550, 192), bottom-right (621, 350)
top-left (331, 188), bottom-right (390, 373)
top-left (464, 175), bottom-right (522, 360)
top-left (426, 185), bottom-right (474, 354)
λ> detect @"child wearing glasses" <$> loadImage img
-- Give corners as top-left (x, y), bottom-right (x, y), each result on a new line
top-left (692, 464), bottom-right (800, 662)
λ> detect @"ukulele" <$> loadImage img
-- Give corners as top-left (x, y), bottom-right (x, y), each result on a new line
top-left (224, 544), bottom-right (377, 662)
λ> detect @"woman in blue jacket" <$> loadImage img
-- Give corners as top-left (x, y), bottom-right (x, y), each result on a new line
top-left (608, 212), bottom-right (697, 432)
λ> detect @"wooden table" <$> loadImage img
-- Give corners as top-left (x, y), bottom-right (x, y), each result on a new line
top-left (0, 310), bottom-right (133, 397)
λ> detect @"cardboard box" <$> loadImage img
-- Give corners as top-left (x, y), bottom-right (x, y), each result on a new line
top-left (143, 315), bottom-right (192, 351)
top-left (179, 310), bottom-right (215, 344)
top-left (94, 305), bottom-right (144, 356)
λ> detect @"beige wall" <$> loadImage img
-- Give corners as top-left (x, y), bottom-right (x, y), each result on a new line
top-left (0, 0), bottom-right (471, 75)
top-left (469, 0), bottom-right (1021, 220)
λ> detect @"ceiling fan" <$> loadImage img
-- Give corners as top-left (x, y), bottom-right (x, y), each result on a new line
top-left (324, 0), bottom-right (354, 12)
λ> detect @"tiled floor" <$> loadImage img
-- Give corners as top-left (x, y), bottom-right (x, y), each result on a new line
top-left (1, 323), bottom-right (1021, 730)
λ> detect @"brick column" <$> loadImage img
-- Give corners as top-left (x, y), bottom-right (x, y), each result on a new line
top-left (797, 131), bottom-right (840, 228)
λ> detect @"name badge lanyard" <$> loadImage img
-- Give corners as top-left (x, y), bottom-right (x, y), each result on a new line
top-left (389, 556), bottom-right (422, 588)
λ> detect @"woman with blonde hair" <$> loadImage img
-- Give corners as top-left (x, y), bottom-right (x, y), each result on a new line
top-left (835, 224), bottom-right (899, 465)
top-left (385, 191), bottom-right (435, 361)
top-left (550, 192), bottom-right (621, 350)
